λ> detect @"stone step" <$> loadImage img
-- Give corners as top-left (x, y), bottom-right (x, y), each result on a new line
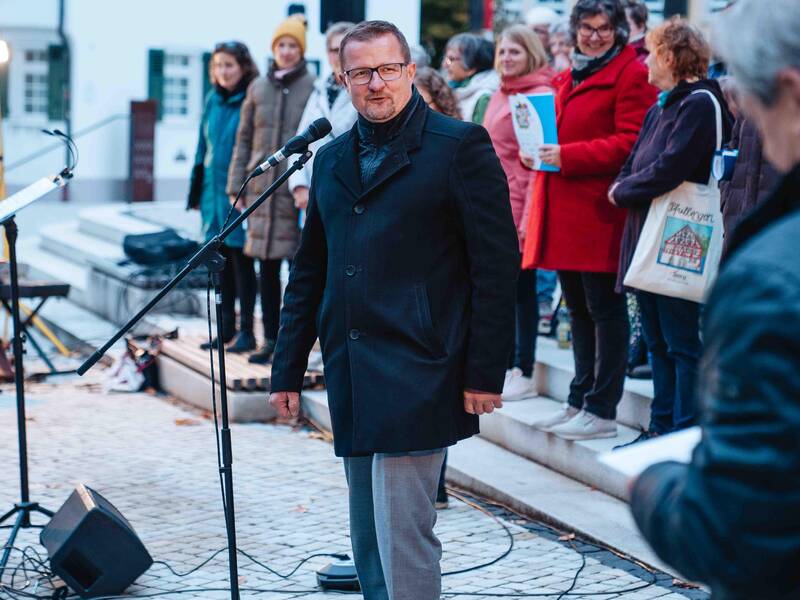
top-left (77, 205), bottom-right (163, 245)
top-left (19, 236), bottom-right (91, 308)
top-left (39, 222), bottom-right (126, 267)
top-left (534, 337), bottom-right (653, 431)
top-left (299, 389), bottom-right (676, 577)
top-left (478, 396), bottom-right (638, 500)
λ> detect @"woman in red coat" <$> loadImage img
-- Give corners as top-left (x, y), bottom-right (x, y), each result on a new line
top-left (523, 0), bottom-right (657, 440)
top-left (483, 24), bottom-right (555, 402)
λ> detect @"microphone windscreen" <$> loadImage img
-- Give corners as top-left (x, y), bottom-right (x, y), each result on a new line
top-left (308, 118), bottom-right (333, 141)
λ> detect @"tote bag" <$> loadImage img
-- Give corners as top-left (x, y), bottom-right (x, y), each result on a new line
top-left (623, 90), bottom-right (724, 303)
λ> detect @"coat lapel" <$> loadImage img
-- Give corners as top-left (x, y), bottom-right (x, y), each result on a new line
top-left (333, 127), bottom-right (362, 199)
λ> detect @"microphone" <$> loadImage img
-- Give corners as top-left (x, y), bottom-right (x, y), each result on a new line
top-left (251, 118), bottom-right (332, 176)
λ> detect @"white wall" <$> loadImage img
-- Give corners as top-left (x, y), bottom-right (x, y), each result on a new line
top-left (1, 0), bottom-right (421, 195)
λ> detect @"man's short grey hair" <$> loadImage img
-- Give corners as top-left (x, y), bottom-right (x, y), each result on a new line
top-left (713, 0), bottom-right (800, 105)
top-left (325, 22), bottom-right (355, 46)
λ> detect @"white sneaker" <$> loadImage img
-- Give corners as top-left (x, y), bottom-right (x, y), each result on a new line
top-left (502, 367), bottom-right (538, 401)
top-left (549, 410), bottom-right (617, 440)
top-left (532, 404), bottom-right (579, 432)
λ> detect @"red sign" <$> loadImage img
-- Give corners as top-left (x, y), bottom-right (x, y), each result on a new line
top-left (129, 100), bottom-right (156, 202)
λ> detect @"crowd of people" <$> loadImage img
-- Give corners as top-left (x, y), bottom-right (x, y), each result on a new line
top-left (189, 0), bottom-right (779, 443)
top-left (184, 0), bottom-right (800, 597)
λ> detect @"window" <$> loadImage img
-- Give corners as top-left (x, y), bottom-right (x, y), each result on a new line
top-left (22, 46), bottom-right (49, 116)
top-left (148, 49), bottom-right (203, 121)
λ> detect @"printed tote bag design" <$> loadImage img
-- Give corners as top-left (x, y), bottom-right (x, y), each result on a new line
top-left (623, 90), bottom-right (724, 303)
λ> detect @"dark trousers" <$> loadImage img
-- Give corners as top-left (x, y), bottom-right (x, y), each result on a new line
top-left (637, 292), bottom-right (701, 434)
top-left (558, 271), bottom-right (629, 420)
top-left (220, 245), bottom-right (256, 338)
top-left (509, 269), bottom-right (539, 377)
top-left (258, 258), bottom-right (287, 342)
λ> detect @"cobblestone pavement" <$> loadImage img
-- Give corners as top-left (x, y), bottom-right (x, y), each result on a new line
top-left (0, 376), bottom-right (708, 600)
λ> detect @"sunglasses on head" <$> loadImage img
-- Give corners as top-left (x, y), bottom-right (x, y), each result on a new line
top-left (214, 41), bottom-right (247, 53)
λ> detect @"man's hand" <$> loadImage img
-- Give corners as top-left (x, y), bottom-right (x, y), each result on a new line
top-left (464, 389), bottom-right (503, 415)
top-left (293, 186), bottom-right (310, 210)
top-left (269, 391), bottom-right (301, 419)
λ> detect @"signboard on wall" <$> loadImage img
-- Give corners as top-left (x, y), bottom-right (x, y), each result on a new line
top-left (128, 100), bottom-right (156, 202)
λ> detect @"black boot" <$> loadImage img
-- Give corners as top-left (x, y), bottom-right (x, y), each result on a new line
top-left (200, 331), bottom-right (235, 350)
top-left (227, 330), bottom-right (257, 354)
top-left (248, 338), bottom-right (277, 364)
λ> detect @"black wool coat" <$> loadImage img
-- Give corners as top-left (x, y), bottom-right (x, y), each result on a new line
top-left (270, 95), bottom-right (520, 457)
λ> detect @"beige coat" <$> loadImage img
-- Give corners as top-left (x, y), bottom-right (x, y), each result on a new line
top-left (227, 62), bottom-right (315, 260)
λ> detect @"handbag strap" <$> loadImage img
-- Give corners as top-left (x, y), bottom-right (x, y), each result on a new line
top-left (691, 89), bottom-right (723, 186)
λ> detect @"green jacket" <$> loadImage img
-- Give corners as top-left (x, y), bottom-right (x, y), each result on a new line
top-left (193, 87), bottom-right (247, 247)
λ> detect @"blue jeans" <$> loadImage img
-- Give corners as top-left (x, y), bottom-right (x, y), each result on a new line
top-left (510, 269), bottom-right (538, 377)
top-left (637, 292), bottom-right (701, 434)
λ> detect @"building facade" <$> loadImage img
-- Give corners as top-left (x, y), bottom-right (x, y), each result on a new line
top-left (0, 0), bottom-right (421, 201)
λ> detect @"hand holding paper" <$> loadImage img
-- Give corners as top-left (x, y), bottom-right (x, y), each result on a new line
top-left (509, 93), bottom-right (559, 172)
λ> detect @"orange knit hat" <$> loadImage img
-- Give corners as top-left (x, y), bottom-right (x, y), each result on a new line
top-left (272, 15), bottom-right (307, 55)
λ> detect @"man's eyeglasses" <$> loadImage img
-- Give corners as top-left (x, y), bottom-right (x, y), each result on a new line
top-left (444, 55), bottom-right (462, 67)
top-left (345, 63), bottom-right (407, 85)
top-left (577, 23), bottom-right (615, 40)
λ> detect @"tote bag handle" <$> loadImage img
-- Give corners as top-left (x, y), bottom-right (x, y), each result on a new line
top-left (690, 89), bottom-right (723, 186)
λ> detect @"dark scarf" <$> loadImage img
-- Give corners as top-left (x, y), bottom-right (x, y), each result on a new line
top-left (214, 75), bottom-right (252, 101)
top-left (571, 44), bottom-right (623, 86)
top-left (356, 88), bottom-right (424, 187)
top-left (325, 73), bottom-right (341, 109)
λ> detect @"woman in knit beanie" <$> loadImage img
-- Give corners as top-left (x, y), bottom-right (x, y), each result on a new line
top-left (226, 15), bottom-right (315, 364)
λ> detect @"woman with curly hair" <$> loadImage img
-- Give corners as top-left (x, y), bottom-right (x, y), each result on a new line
top-left (414, 67), bottom-right (461, 119)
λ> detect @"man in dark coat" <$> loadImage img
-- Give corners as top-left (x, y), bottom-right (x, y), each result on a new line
top-left (269, 20), bottom-right (519, 600)
top-left (629, 1), bottom-right (800, 597)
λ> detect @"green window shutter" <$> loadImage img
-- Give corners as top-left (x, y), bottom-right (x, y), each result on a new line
top-left (147, 48), bottom-right (165, 120)
top-left (47, 44), bottom-right (68, 121)
top-left (202, 51), bottom-right (212, 101)
top-left (0, 60), bottom-right (9, 117)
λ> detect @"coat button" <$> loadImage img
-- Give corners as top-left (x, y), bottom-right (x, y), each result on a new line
top-left (349, 329), bottom-right (360, 340)
top-left (345, 265), bottom-right (356, 276)
top-left (353, 204), bottom-right (365, 215)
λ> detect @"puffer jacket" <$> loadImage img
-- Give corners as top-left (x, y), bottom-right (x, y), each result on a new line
top-left (719, 116), bottom-right (781, 256)
top-left (453, 69), bottom-right (500, 124)
top-left (227, 61), bottom-right (315, 260)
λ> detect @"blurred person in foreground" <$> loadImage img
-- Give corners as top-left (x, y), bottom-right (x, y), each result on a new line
top-left (523, 0), bottom-right (656, 440)
top-left (289, 22), bottom-right (357, 212)
top-left (268, 20), bottom-right (519, 599)
top-left (227, 16), bottom-right (315, 364)
top-left (483, 25), bottom-right (555, 401)
top-left (629, 1), bottom-right (800, 597)
top-left (188, 42), bottom-right (259, 352)
top-left (443, 33), bottom-right (498, 124)
top-left (611, 18), bottom-right (733, 442)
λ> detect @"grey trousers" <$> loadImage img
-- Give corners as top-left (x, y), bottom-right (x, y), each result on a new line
top-left (343, 449), bottom-right (446, 600)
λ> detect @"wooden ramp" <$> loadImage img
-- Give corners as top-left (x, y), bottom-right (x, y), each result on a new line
top-left (157, 335), bottom-right (324, 422)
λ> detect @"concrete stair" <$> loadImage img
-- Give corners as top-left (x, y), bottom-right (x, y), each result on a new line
top-left (24, 201), bottom-right (205, 325)
top-left (300, 386), bottom-right (675, 576)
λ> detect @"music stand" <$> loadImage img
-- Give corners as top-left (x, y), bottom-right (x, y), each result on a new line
top-left (0, 174), bottom-right (68, 574)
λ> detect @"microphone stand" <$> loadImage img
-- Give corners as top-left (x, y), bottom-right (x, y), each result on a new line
top-left (77, 151), bottom-right (312, 600)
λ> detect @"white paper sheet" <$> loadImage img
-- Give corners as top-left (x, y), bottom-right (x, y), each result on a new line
top-left (0, 177), bottom-right (60, 223)
top-left (597, 426), bottom-right (702, 478)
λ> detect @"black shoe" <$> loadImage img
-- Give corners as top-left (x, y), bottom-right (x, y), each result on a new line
top-left (199, 333), bottom-right (234, 350)
top-left (613, 430), bottom-right (658, 450)
top-left (435, 488), bottom-right (449, 509)
top-left (227, 331), bottom-right (257, 354)
top-left (248, 339), bottom-right (277, 364)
